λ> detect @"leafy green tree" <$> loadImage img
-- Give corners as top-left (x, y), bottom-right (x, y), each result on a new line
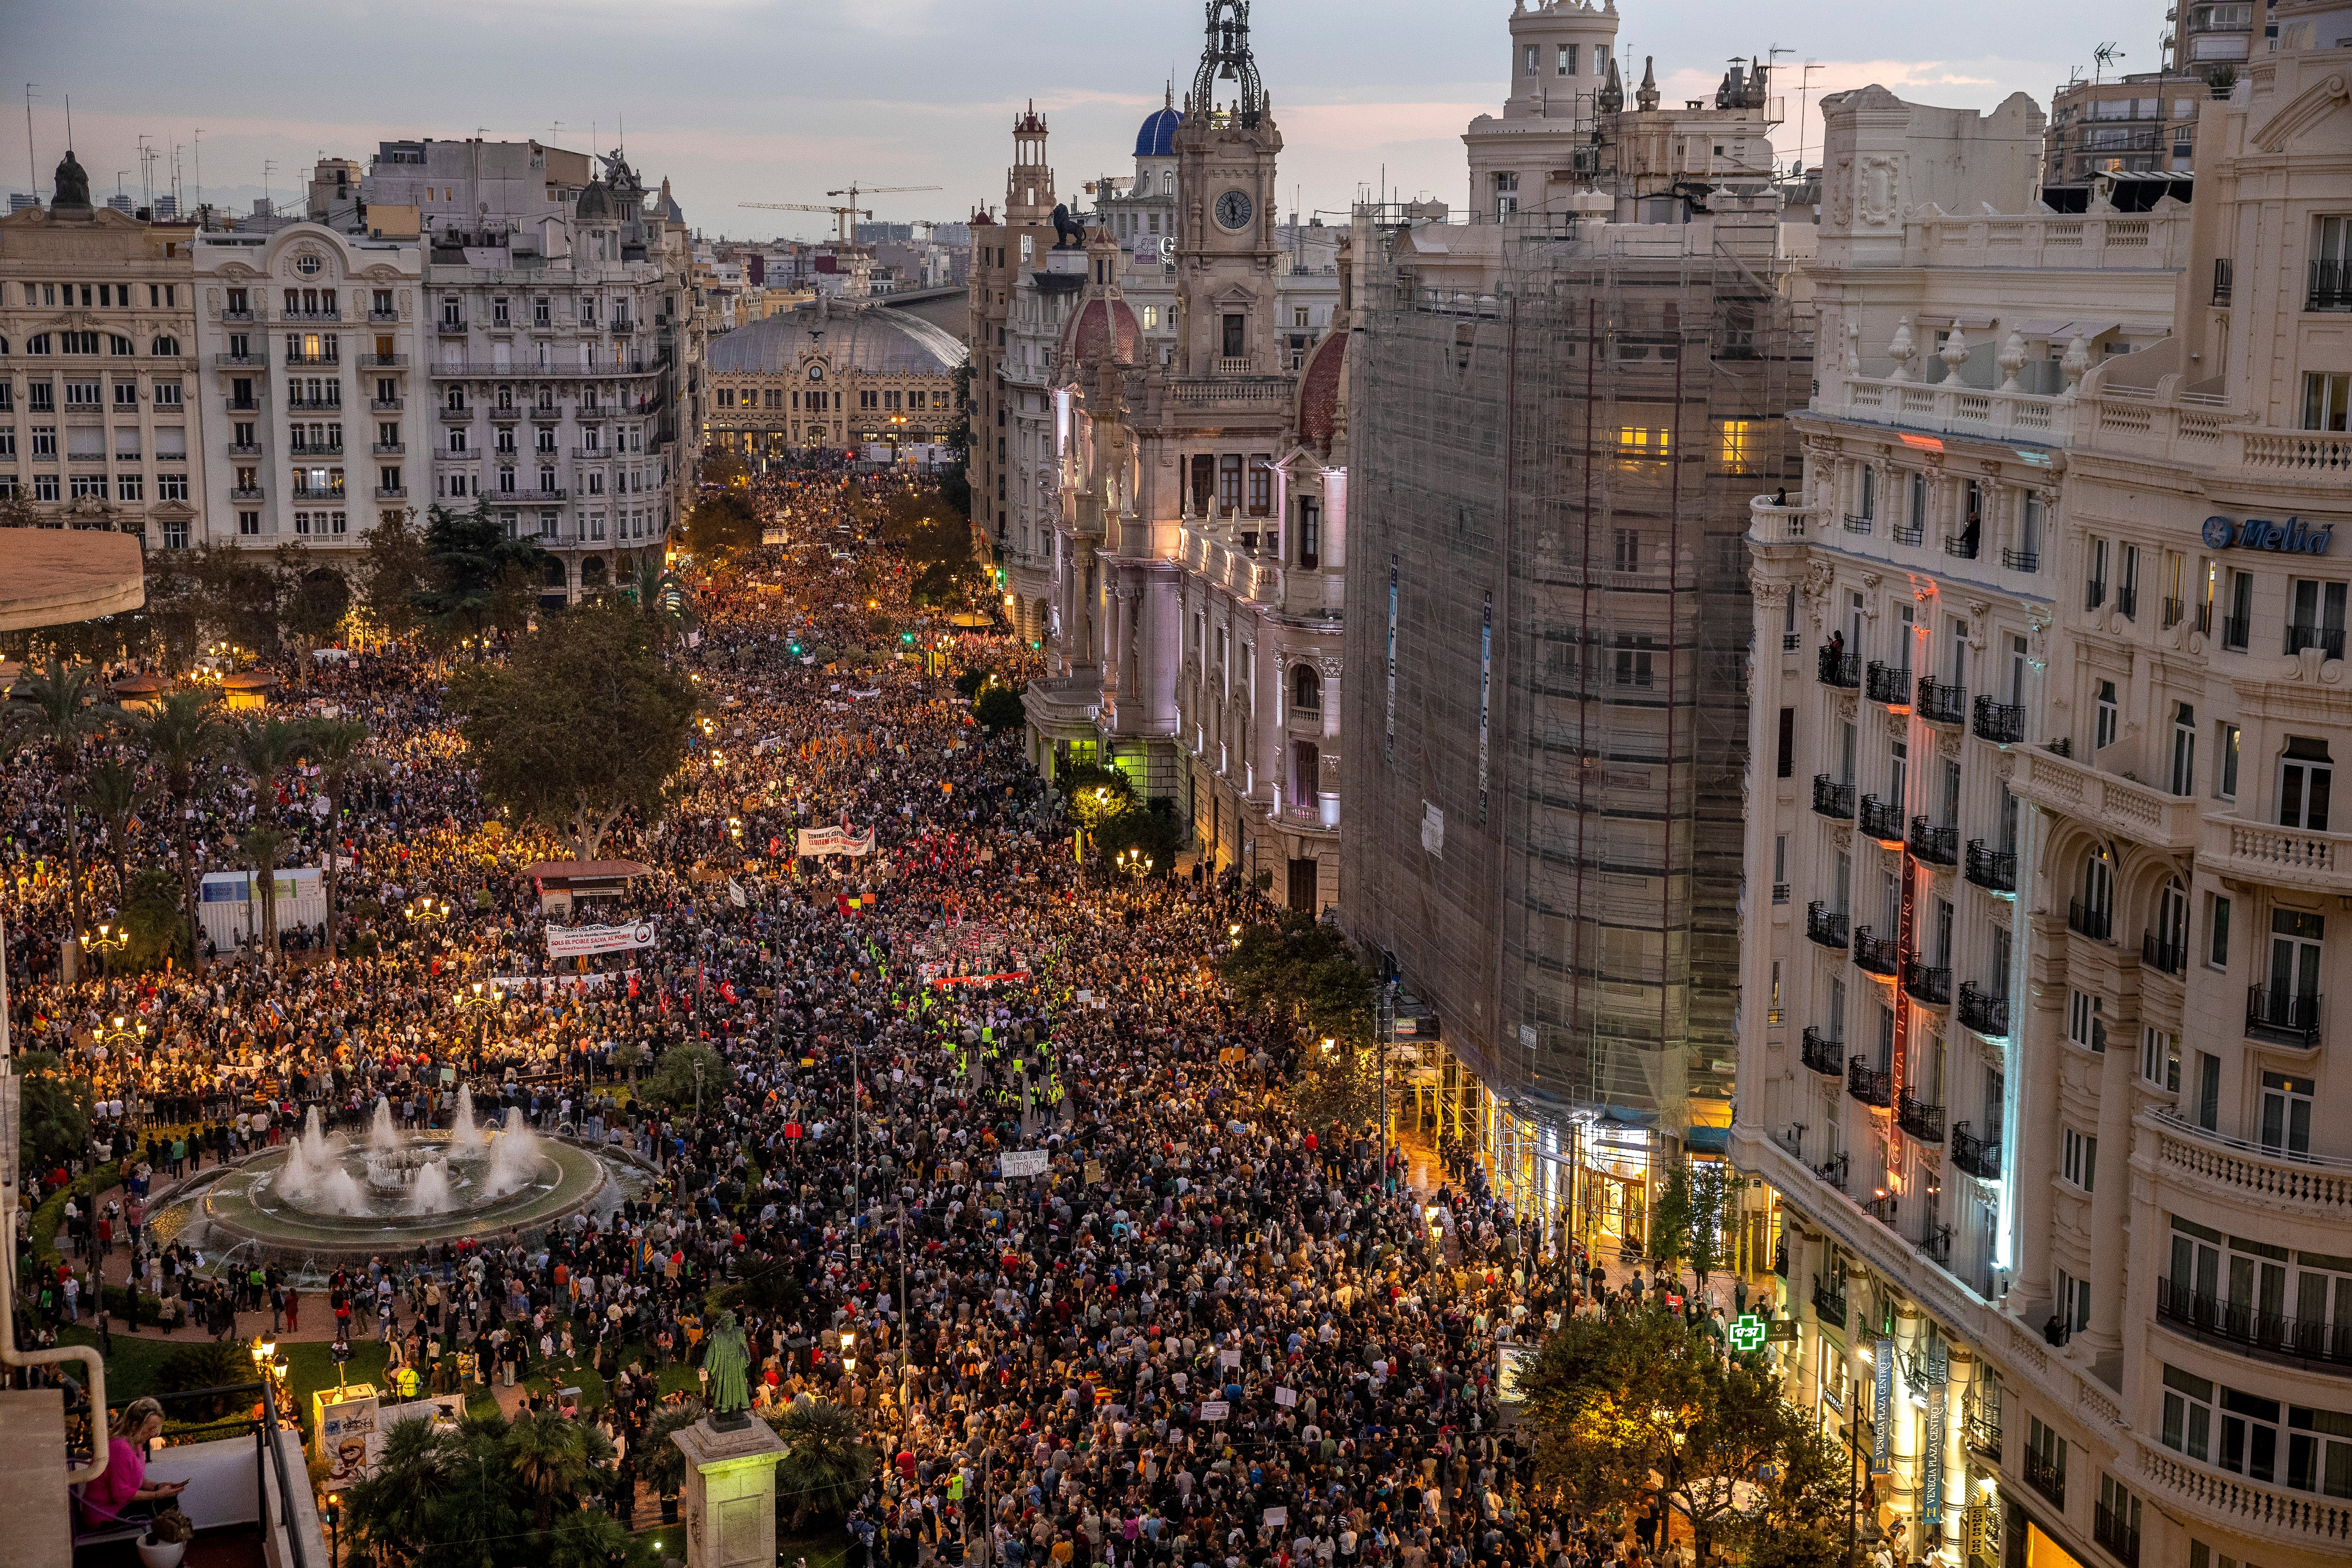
top-left (1097, 795), bottom-right (1182, 876)
top-left (414, 501), bottom-right (548, 658)
top-left (1222, 911), bottom-right (1376, 1050)
top-left (647, 1042), bottom-right (732, 1111)
top-left (122, 690), bottom-right (230, 929)
top-left (763, 1398), bottom-right (879, 1532)
top-left (358, 506), bottom-right (430, 642)
top-left (974, 685), bottom-right (1025, 731)
top-left (13, 1051), bottom-right (88, 1180)
top-left (679, 491), bottom-right (763, 565)
top-left (1061, 762), bottom-right (1133, 837)
top-left (302, 717), bottom-right (376, 958)
top-left (448, 606), bottom-right (699, 859)
top-left (5, 655), bottom-right (119, 966)
top-left (274, 542), bottom-right (352, 660)
top-left (1291, 1039), bottom-right (1384, 1140)
top-left (1519, 1309), bottom-right (1847, 1565)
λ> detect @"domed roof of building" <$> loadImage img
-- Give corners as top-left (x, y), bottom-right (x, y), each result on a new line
top-left (575, 179), bottom-right (615, 222)
top-left (1135, 107), bottom-right (1184, 158)
top-left (1296, 328), bottom-right (1348, 455)
top-left (1059, 296), bottom-right (1141, 366)
top-left (708, 301), bottom-right (968, 376)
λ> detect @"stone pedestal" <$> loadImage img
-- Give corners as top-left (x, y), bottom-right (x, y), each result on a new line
top-left (670, 1415), bottom-right (787, 1568)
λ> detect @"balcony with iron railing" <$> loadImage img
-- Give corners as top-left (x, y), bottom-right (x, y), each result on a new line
top-left (2246, 984), bottom-right (2322, 1048)
top-left (1903, 959), bottom-right (1951, 1010)
top-left (1965, 840), bottom-right (2017, 893)
top-left (2286, 621), bottom-right (2347, 661)
top-left (2118, 582), bottom-right (2140, 619)
top-left (2312, 259), bottom-right (2352, 312)
top-left (2142, 931), bottom-right (2187, 976)
top-left (1844, 510), bottom-right (1875, 535)
top-left (1952, 1120), bottom-right (2002, 1179)
top-left (1973, 695), bottom-right (2025, 744)
top-left (1919, 1223), bottom-right (1954, 1266)
top-left (437, 317), bottom-right (469, 334)
top-left (1945, 528), bottom-right (1982, 561)
top-left (2094, 1501), bottom-right (2141, 1568)
top-left (1917, 678), bottom-right (1966, 727)
top-left (371, 397), bottom-right (404, 412)
top-left (1812, 774), bottom-right (1856, 820)
top-left (1858, 794), bottom-right (1904, 844)
top-left (1853, 928), bottom-right (1899, 976)
top-left (1957, 982), bottom-right (2010, 1039)
top-left (2002, 548), bottom-right (2040, 572)
top-left (1910, 816), bottom-right (1959, 867)
top-left (1865, 660), bottom-right (1911, 707)
top-left (1812, 1272), bottom-right (1850, 1326)
top-left (1802, 1027), bottom-right (1845, 1077)
top-left (2154, 1277), bottom-right (2352, 1372)
top-left (2069, 899), bottom-right (2114, 941)
top-left (1848, 1058), bottom-right (1893, 1107)
top-left (1891, 517), bottom-right (1923, 546)
top-left (2025, 1449), bottom-right (2066, 1508)
top-left (2161, 596), bottom-right (2186, 629)
top-left (1898, 1091), bottom-right (1946, 1143)
top-left (1966, 1396), bottom-right (2003, 1463)
top-left (1814, 1152), bottom-right (1850, 1192)
top-left (1818, 645), bottom-right (1860, 688)
top-left (1806, 901), bottom-right (1849, 950)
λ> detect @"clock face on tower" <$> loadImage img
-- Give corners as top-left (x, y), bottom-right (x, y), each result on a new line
top-left (1214, 189), bottom-right (1254, 231)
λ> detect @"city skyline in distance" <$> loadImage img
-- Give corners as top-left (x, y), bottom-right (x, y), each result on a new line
top-left (8, 0), bottom-right (2161, 239)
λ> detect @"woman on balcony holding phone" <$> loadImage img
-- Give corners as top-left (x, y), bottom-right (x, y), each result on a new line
top-left (77, 1397), bottom-right (187, 1530)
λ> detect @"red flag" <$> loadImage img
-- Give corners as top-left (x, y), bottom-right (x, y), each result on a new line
top-left (721, 981), bottom-right (739, 1005)
top-left (836, 892), bottom-right (852, 918)
top-left (628, 972), bottom-right (640, 999)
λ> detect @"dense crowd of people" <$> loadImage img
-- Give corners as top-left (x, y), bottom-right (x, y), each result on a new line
top-left (8, 472), bottom-right (1743, 1568)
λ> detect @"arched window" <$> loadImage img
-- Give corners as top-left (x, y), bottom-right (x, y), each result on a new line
top-left (26, 333), bottom-right (51, 354)
top-left (1292, 664), bottom-right (1322, 712)
top-left (0, 336), bottom-right (9, 356)
top-left (2153, 877), bottom-right (2188, 971)
top-left (151, 335), bottom-right (181, 357)
top-left (108, 334), bottom-right (134, 356)
top-left (2076, 844), bottom-right (2114, 939)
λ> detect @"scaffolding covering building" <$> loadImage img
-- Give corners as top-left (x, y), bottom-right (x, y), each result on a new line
top-left (1339, 198), bottom-right (1813, 1242)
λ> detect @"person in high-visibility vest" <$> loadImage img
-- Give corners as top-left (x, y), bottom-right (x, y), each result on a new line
top-left (395, 1362), bottom-right (421, 1402)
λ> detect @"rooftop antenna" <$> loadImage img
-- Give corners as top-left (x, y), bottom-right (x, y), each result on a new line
top-left (2092, 42), bottom-right (2122, 87)
top-left (63, 92), bottom-right (72, 155)
top-left (191, 128), bottom-right (202, 216)
top-left (263, 157), bottom-right (277, 214)
top-left (24, 84), bottom-right (38, 203)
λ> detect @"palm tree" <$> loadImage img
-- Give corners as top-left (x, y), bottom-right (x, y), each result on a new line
top-left (237, 825), bottom-right (292, 963)
top-left (4, 655), bottom-right (119, 979)
top-left (507, 1407), bottom-right (610, 1533)
top-left (227, 716), bottom-right (308, 960)
top-left (635, 561), bottom-right (698, 648)
top-left (341, 1413), bottom-right (445, 1568)
top-left (122, 689), bottom-right (231, 929)
top-left (544, 1506), bottom-right (632, 1568)
top-left (764, 1397), bottom-right (880, 1532)
top-left (302, 716), bottom-right (375, 959)
top-left (81, 758), bottom-right (144, 907)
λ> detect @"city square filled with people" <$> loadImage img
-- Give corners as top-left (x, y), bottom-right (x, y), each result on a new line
top-left (10, 474), bottom-right (1746, 1568)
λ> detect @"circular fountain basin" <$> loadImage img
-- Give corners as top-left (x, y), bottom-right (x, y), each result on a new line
top-left (194, 1133), bottom-right (620, 1260)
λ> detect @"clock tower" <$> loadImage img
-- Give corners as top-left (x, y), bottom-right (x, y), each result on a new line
top-left (1173, 0), bottom-right (1283, 375)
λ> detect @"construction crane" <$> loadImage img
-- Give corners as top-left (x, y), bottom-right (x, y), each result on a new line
top-left (739, 181), bottom-right (942, 245)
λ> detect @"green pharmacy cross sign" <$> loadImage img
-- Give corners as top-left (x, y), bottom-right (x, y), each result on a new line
top-left (1729, 1313), bottom-right (1769, 1352)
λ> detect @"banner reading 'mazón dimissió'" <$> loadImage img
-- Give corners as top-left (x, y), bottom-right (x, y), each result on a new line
top-left (544, 920), bottom-right (659, 959)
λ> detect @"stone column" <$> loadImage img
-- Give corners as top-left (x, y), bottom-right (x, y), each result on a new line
top-left (670, 1415), bottom-right (787, 1568)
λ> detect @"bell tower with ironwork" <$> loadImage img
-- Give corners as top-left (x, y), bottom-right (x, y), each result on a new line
top-left (1173, 0), bottom-right (1283, 375)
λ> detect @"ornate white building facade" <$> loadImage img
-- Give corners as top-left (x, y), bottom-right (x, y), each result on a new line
top-left (994, 2), bottom-right (1353, 910)
top-left (1735, 11), bottom-right (2352, 1568)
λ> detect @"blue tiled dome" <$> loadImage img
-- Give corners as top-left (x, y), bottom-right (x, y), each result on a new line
top-left (1134, 107), bottom-right (1183, 158)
